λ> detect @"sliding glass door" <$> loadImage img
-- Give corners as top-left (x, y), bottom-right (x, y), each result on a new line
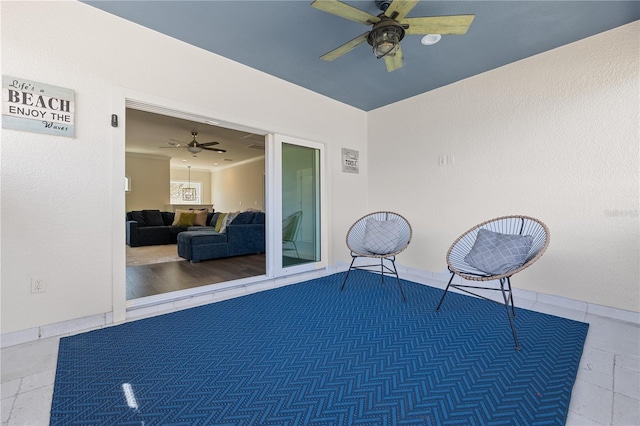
top-left (282, 142), bottom-right (321, 266)
top-left (271, 135), bottom-right (325, 275)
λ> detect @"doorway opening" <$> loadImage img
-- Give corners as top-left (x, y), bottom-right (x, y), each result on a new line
top-left (112, 93), bottom-right (327, 324)
top-left (124, 105), bottom-right (267, 300)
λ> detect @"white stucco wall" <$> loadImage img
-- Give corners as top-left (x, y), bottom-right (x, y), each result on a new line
top-left (1, 1), bottom-right (368, 334)
top-left (368, 22), bottom-right (640, 312)
top-left (2, 1), bottom-right (636, 337)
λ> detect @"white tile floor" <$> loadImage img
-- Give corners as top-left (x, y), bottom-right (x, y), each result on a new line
top-left (1, 302), bottom-right (639, 425)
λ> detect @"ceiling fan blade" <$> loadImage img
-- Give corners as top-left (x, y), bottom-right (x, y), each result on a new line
top-left (199, 141), bottom-right (220, 147)
top-left (159, 146), bottom-right (184, 149)
top-left (320, 32), bottom-right (369, 61)
top-left (401, 15), bottom-right (475, 35)
top-left (384, 0), bottom-right (419, 21)
top-left (311, 0), bottom-right (380, 25)
top-left (201, 146), bottom-right (226, 153)
top-left (384, 45), bottom-right (405, 72)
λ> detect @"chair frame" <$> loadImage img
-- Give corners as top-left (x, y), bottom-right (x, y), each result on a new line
top-left (282, 211), bottom-right (303, 259)
top-left (436, 215), bottom-right (550, 350)
top-left (340, 211), bottom-right (413, 302)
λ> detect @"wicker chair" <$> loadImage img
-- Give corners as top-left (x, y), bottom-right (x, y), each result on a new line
top-left (282, 211), bottom-right (303, 258)
top-left (340, 211), bottom-right (412, 301)
top-left (436, 215), bottom-right (550, 350)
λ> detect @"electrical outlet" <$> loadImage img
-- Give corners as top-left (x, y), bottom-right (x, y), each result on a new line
top-left (438, 156), bottom-right (446, 166)
top-left (447, 155), bottom-right (455, 165)
top-left (31, 277), bottom-right (45, 293)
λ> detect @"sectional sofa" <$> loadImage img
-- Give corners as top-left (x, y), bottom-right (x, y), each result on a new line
top-left (125, 209), bottom-right (214, 247)
top-left (177, 211), bottom-right (266, 262)
top-left (126, 209), bottom-right (265, 262)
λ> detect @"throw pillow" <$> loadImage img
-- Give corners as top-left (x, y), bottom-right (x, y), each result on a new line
top-left (129, 211), bottom-right (146, 227)
top-left (142, 209), bottom-right (164, 226)
top-left (252, 212), bottom-right (265, 224)
top-left (210, 212), bottom-right (221, 227)
top-left (219, 212), bottom-right (239, 233)
top-left (214, 213), bottom-right (228, 232)
top-left (191, 209), bottom-right (208, 226)
top-left (464, 229), bottom-right (534, 275)
top-left (162, 211), bottom-right (175, 226)
top-left (363, 218), bottom-right (401, 255)
top-left (172, 209), bottom-right (191, 226)
top-left (231, 211), bottom-right (254, 225)
top-left (176, 211), bottom-right (196, 227)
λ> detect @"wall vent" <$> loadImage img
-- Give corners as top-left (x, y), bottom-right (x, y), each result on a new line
top-left (241, 133), bottom-right (265, 142)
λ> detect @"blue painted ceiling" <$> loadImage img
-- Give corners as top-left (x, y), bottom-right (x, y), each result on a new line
top-left (84, 1), bottom-right (639, 111)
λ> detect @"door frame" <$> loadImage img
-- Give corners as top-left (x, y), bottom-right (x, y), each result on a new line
top-left (268, 134), bottom-right (327, 277)
top-left (111, 88), bottom-right (328, 323)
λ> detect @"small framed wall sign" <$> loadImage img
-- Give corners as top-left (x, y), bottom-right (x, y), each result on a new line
top-left (2, 76), bottom-right (75, 138)
top-left (342, 148), bottom-right (359, 174)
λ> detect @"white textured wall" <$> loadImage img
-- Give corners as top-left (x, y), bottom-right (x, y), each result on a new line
top-left (1, 1), bottom-right (368, 333)
top-left (368, 22), bottom-right (640, 312)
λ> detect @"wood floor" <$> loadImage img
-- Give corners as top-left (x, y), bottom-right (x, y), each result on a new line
top-left (126, 244), bottom-right (266, 300)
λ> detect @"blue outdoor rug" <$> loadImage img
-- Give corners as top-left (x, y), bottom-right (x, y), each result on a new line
top-left (51, 271), bottom-right (588, 425)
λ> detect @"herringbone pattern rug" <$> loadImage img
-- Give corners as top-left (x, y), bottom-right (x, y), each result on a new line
top-left (51, 271), bottom-right (588, 425)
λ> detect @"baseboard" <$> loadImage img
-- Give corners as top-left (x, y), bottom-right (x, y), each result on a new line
top-left (2, 263), bottom-right (638, 348)
top-left (0, 312), bottom-right (114, 349)
top-left (398, 264), bottom-right (640, 325)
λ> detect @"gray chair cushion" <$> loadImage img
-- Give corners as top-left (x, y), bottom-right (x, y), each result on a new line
top-left (464, 229), bottom-right (533, 275)
top-left (363, 218), bottom-right (400, 254)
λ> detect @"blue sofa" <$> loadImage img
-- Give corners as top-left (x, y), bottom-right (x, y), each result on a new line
top-left (177, 211), bottom-right (265, 262)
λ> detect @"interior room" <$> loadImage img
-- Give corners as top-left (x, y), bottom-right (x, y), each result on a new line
top-left (124, 108), bottom-right (268, 299)
top-left (1, 1), bottom-right (638, 425)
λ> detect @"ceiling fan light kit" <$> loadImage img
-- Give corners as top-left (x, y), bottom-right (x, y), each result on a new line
top-left (311, 0), bottom-right (474, 72)
top-left (367, 18), bottom-right (405, 58)
top-left (160, 131), bottom-right (227, 158)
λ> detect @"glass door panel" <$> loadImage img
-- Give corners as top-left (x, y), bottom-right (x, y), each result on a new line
top-left (282, 143), bottom-right (321, 267)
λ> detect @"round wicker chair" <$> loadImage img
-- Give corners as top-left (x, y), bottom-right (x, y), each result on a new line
top-left (340, 211), bottom-right (412, 301)
top-left (436, 215), bottom-right (550, 350)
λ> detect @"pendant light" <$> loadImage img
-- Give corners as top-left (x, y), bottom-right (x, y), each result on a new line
top-left (182, 166), bottom-right (196, 201)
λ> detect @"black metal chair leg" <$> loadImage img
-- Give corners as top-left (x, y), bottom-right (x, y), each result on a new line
top-left (436, 273), bottom-right (456, 312)
top-left (389, 258), bottom-right (407, 302)
top-left (500, 278), bottom-right (521, 350)
top-left (340, 256), bottom-right (357, 292)
top-left (506, 277), bottom-right (516, 317)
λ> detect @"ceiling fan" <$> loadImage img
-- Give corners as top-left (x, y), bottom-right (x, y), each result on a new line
top-left (160, 131), bottom-right (226, 157)
top-left (311, 0), bottom-right (474, 72)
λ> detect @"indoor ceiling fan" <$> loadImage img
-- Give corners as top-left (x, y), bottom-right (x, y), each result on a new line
top-left (160, 131), bottom-right (226, 157)
top-left (311, 0), bottom-right (474, 72)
